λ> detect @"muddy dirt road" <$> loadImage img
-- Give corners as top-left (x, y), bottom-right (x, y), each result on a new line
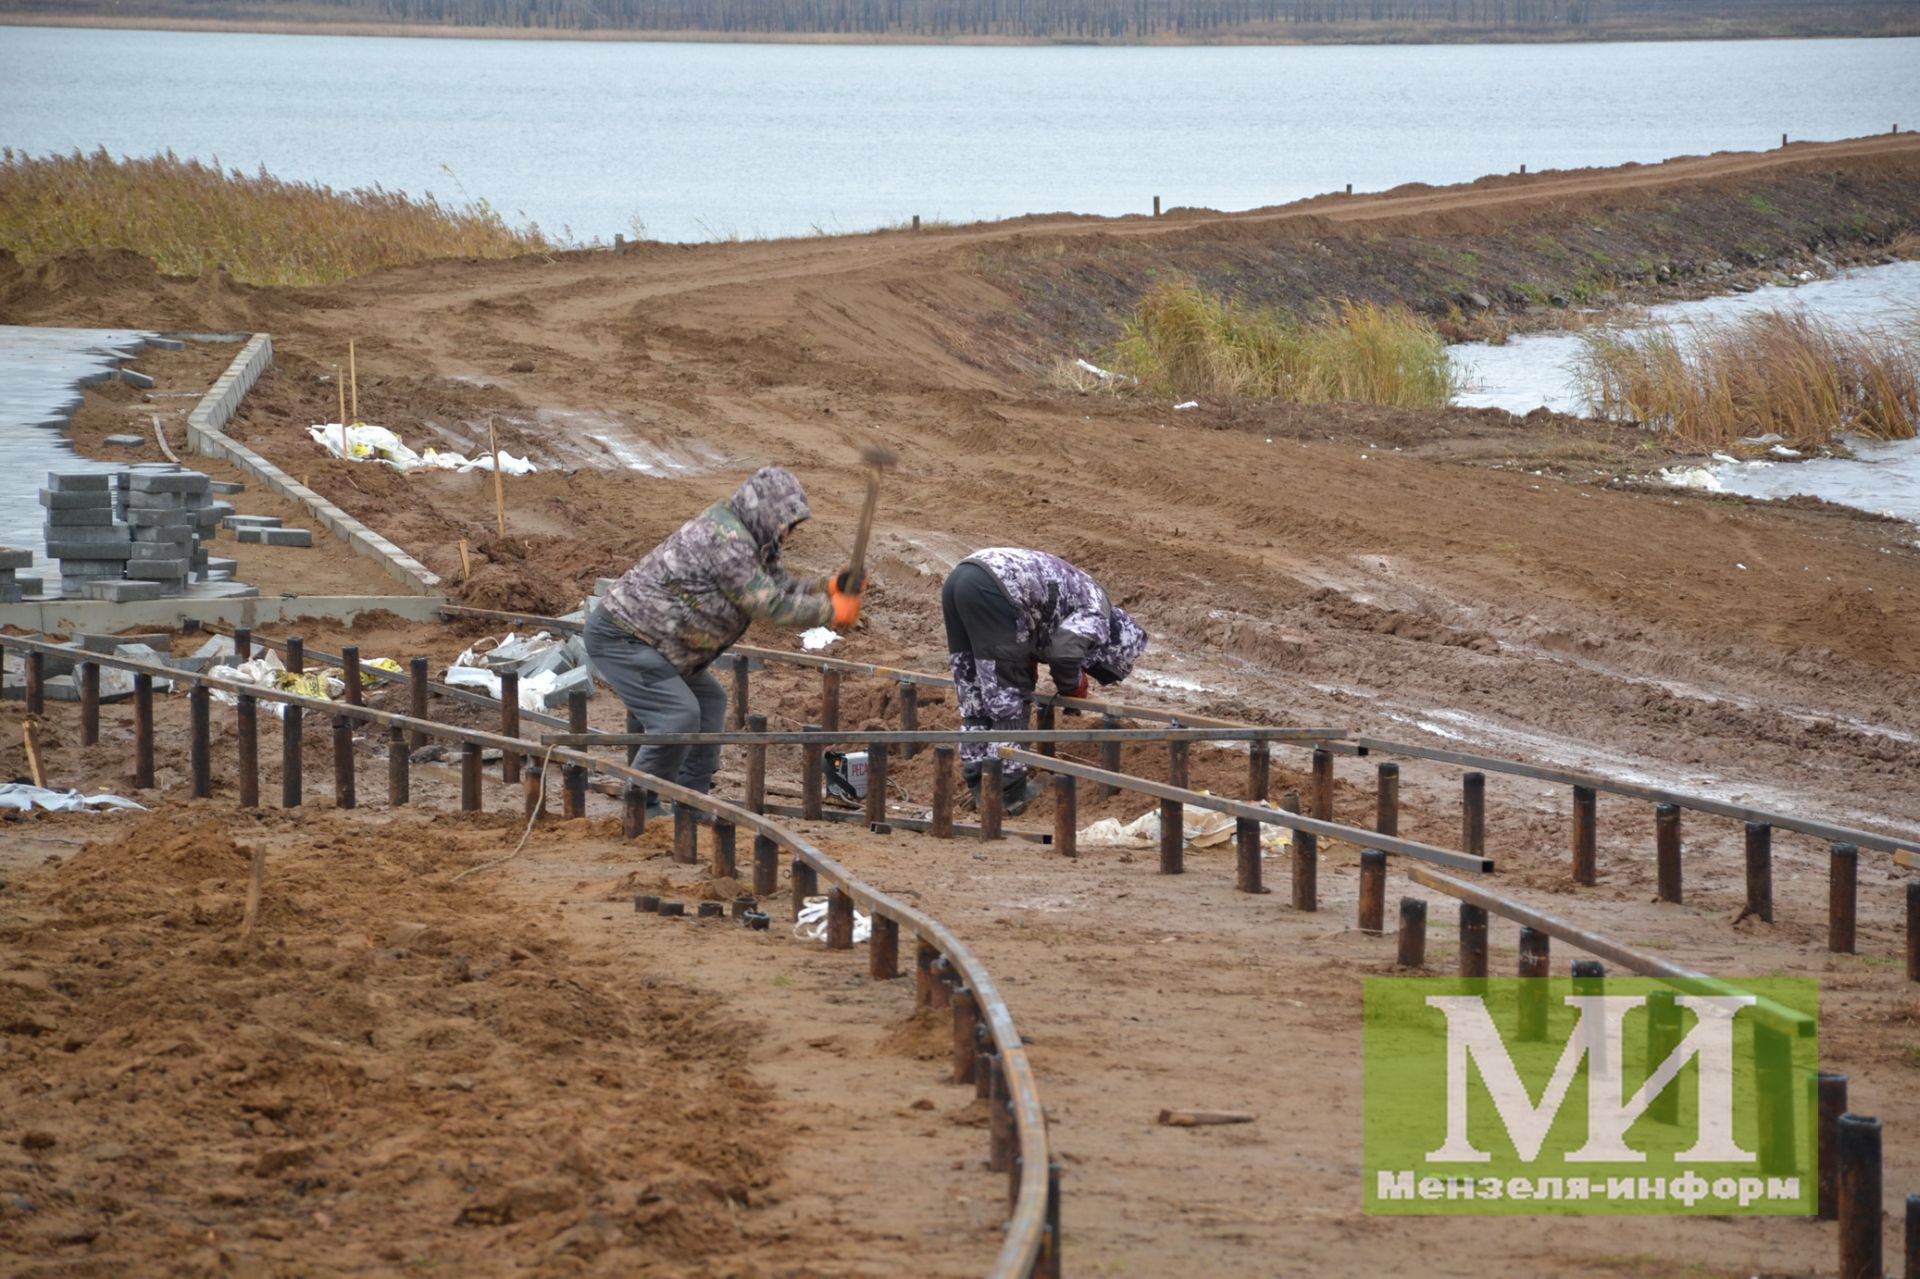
top-left (4, 134), bottom-right (1920, 1275)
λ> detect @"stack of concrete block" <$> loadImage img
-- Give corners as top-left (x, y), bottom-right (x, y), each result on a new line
top-left (120, 470), bottom-right (209, 596)
top-left (41, 473), bottom-right (134, 598)
top-left (0, 548), bottom-right (30, 603)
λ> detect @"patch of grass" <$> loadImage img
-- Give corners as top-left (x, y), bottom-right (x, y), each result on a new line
top-left (1575, 310), bottom-right (1920, 449)
top-left (1107, 279), bottom-right (1455, 408)
top-left (0, 147), bottom-right (553, 286)
top-left (1744, 191), bottom-right (1779, 215)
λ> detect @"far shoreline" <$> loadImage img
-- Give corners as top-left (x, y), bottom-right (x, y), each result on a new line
top-left (2, 11), bottom-right (1916, 46)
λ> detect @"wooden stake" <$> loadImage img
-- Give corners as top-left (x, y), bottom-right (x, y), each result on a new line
top-left (489, 418), bottom-right (506, 538)
top-left (335, 366), bottom-right (347, 442)
top-left (348, 339), bottom-right (359, 422)
top-left (458, 538), bottom-right (472, 581)
top-left (1158, 1109), bottom-right (1254, 1127)
top-left (22, 720), bottom-right (47, 788)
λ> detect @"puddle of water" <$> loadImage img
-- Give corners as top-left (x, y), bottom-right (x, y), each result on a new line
top-left (1449, 260), bottom-right (1920, 524)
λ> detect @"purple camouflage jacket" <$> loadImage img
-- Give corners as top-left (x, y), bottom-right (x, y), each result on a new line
top-left (962, 548), bottom-right (1149, 691)
top-left (601, 468), bottom-right (836, 676)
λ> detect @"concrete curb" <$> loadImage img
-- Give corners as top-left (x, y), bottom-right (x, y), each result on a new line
top-left (185, 334), bottom-right (444, 595)
top-left (0, 593), bottom-right (451, 633)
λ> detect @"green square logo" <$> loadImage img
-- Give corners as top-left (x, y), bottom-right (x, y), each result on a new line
top-left (1364, 976), bottom-right (1818, 1215)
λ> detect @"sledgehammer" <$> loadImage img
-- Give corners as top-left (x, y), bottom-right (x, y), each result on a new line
top-left (843, 442), bottom-right (897, 591)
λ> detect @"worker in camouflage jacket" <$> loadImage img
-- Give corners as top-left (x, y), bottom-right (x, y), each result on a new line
top-left (587, 467), bottom-right (863, 814)
top-left (942, 547), bottom-right (1149, 815)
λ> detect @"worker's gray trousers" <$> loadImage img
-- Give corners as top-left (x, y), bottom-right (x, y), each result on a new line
top-left (583, 606), bottom-right (727, 798)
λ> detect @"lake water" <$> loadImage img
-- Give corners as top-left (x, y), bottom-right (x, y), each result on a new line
top-left (2, 27), bottom-right (1918, 244)
top-left (1452, 259), bottom-right (1920, 526)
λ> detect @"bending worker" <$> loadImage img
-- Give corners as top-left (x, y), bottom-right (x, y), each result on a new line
top-left (586, 466), bottom-right (863, 817)
top-left (941, 547), bottom-right (1149, 816)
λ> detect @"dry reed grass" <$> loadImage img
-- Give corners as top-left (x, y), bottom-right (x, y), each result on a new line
top-left (1576, 309), bottom-right (1920, 449)
top-left (0, 148), bottom-right (553, 286)
top-left (1109, 280), bottom-right (1455, 408)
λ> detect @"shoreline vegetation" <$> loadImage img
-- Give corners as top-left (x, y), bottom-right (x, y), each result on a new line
top-left (0, 149), bottom-right (553, 286)
top-left (3, 0), bottom-right (1918, 44)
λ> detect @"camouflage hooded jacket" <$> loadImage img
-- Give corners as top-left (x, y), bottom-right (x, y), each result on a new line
top-left (601, 467), bottom-right (836, 676)
top-left (962, 547), bottom-right (1149, 691)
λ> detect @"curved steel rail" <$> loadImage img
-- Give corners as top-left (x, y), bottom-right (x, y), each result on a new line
top-left (0, 633), bottom-right (1056, 1278)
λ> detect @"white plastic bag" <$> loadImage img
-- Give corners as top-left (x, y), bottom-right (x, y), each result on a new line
top-left (793, 895), bottom-right (872, 945)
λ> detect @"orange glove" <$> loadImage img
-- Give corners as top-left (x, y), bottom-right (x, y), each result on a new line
top-left (1064, 672), bottom-right (1090, 700)
top-left (829, 576), bottom-right (863, 628)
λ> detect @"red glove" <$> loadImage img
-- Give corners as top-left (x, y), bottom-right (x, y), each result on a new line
top-left (1065, 672), bottom-right (1090, 700)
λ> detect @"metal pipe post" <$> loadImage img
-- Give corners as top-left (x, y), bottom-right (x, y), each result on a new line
top-left (1099, 715), bottom-right (1121, 796)
top-left (1158, 790), bottom-right (1183, 875)
top-left (865, 740), bottom-right (888, 826)
top-left (951, 987), bottom-right (980, 1084)
top-left (1292, 830), bottom-right (1318, 912)
top-left (1397, 897), bottom-right (1427, 967)
top-left (898, 682), bottom-right (919, 758)
top-left (236, 694), bottom-right (258, 809)
top-left (1571, 784), bottom-right (1597, 885)
top-left (1909, 882), bottom-right (1920, 982)
top-left (389, 723), bottom-right (410, 806)
top-left (915, 941), bottom-right (937, 1008)
top-left (1235, 817), bottom-right (1261, 894)
top-left (1036, 704), bottom-right (1057, 758)
top-left (1358, 848), bottom-right (1386, 933)
top-left (731, 654), bottom-right (749, 729)
top-left (341, 645), bottom-right (363, 707)
top-left (931, 745), bottom-right (955, 838)
top-left (460, 740), bottom-right (482, 812)
top-left (133, 672), bottom-right (154, 788)
top-left (1648, 989), bottom-right (1680, 1124)
top-left (826, 888), bottom-right (855, 950)
top-left (500, 671), bottom-right (521, 784)
top-left (753, 833), bottom-right (778, 897)
top-left (1461, 771), bottom-right (1485, 859)
top-left (746, 712), bottom-right (768, 814)
top-left (1054, 775), bottom-right (1078, 858)
top-left (1248, 740), bottom-right (1271, 804)
top-left (1837, 1113), bottom-right (1882, 1279)
top-left (564, 691), bottom-right (588, 818)
top-left (820, 669), bottom-right (840, 731)
top-left (870, 915), bottom-right (899, 980)
top-left (802, 723), bottom-right (824, 820)
top-left (1746, 821), bottom-right (1774, 923)
top-left (712, 820), bottom-right (736, 880)
top-left (673, 806), bottom-right (697, 865)
top-left (407, 655), bottom-right (428, 750)
top-left (1830, 842), bottom-right (1858, 954)
top-left (1818, 1072), bottom-right (1849, 1221)
top-left (1311, 747), bottom-right (1333, 821)
top-left (232, 626), bottom-right (250, 660)
top-left (25, 650), bottom-right (43, 716)
top-left (79, 661), bottom-right (99, 745)
top-left (623, 785), bottom-right (647, 839)
top-left (189, 684), bottom-right (211, 798)
top-left (1376, 761), bottom-right (1400, 836)
top-left (1459, 903), bottom-right (1488, 978)
top-left (1517, 927), bottom-right (1550, 1042)
top-left (980, 759), bottom-right (1004, 842)
top-left (1656, 803), bottom-right (1682, 903)
top-left (790, 858), bottom-right (818, 919)
top-left (333, 712), bottom-right (356, 808)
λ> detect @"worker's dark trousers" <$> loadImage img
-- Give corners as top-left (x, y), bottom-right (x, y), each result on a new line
top-left (583, 606), bottom-right (726, 798)
top-left (941, 561), bottom-right (1034, 788)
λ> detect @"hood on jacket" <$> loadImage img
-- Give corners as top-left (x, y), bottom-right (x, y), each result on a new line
top-left (1086, 606), bottom-right (1148, 684)
top-left (731, 467), bottom-right (812, 553)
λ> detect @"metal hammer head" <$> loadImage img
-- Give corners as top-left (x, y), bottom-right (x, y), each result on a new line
top-left (859, 442), bottom-right (898, 471)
